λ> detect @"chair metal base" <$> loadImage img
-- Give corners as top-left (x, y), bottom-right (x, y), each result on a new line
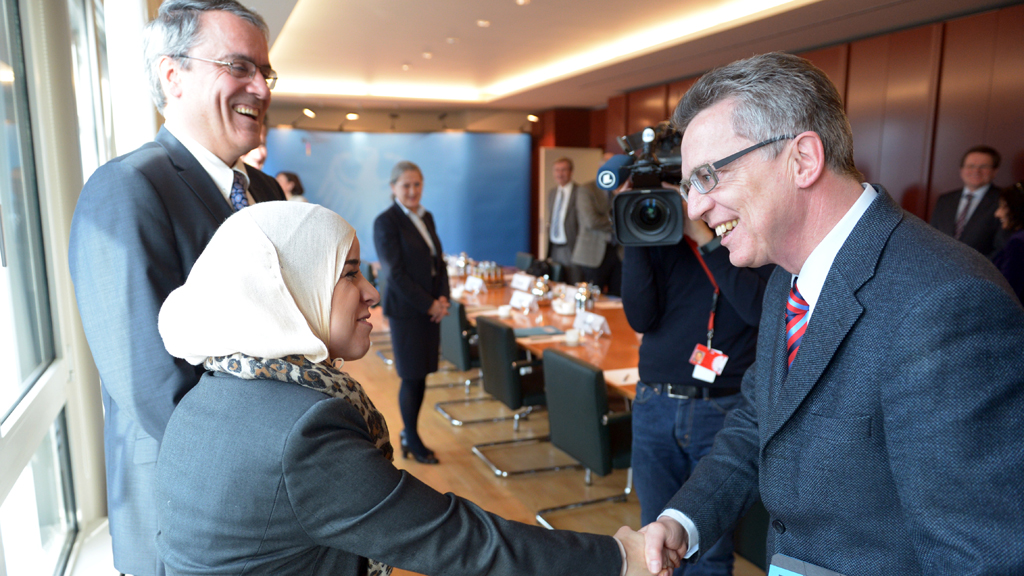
top-left (434, 396), bottom-right (514, 426)
top-left (535, 468), bottom-right (633, 529)
top-left (471, 425), bottom-right (584, 478)
top-left (375, 347), bottom-right (394, 366)
top-left (426, 370), bottom-right (481, 394)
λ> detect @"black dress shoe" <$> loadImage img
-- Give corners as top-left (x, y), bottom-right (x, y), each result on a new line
top-left (400, 430), bottom-right (439, 464)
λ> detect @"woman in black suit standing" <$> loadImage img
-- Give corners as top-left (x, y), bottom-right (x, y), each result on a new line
top-left (373, 161), bottom-right (449, 464)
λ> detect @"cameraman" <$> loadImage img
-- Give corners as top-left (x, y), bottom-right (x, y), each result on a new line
top-left (621, 184), bottom-right (771, 576)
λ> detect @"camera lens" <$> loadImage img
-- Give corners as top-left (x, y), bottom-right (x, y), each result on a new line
top-left (631, 197), bottom-right (668, 233)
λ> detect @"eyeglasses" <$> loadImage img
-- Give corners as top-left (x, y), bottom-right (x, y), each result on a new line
top-left (682, 135), bottom-right (795, 195)
top-left (176, 55), bottom-right (278, 90)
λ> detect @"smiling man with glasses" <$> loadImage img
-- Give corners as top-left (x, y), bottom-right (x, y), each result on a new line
top-left (640, 52), bottom-right (1024, 576)
top-left (68, 2), bottom-right (286, 575)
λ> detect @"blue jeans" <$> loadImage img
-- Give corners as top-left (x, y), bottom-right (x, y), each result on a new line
top-left (631, 382), bottom-right (743, 576)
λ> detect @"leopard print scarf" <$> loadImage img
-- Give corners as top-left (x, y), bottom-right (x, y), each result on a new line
top-left (205, 353), bottom-right (393, 576)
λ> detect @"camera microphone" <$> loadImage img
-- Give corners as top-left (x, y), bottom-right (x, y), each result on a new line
top-left (596, 154), bottom-right (634, 191)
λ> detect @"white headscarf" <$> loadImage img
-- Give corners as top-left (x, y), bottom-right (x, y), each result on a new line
top-left (159, 201), bottom-right (356, 365)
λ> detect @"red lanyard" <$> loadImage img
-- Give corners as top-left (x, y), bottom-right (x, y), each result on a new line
top-left (685, 237), bottom-right (719, 347)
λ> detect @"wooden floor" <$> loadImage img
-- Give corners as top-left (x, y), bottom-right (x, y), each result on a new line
top-left (350, 311), bottom-right (764, 576)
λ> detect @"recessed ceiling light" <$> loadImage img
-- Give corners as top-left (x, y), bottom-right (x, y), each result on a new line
top-left (446, 37), bottom-right (458, 44)
top-left (302, 108), bottom-right (316, 118)
top-left (526, 114), bottom-right (539, 122)
top-left (346, 113), bottom-right (359, 121)
top-left (422, 52), bottom-right (433, 59)
top-left (476, 19), bottom-right (490, 28)
top-left (401, 63), bottom-right (411, 71)
top-left (516, 0), bottom-right (530, 5)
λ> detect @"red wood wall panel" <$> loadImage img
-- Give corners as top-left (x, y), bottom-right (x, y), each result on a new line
top-left (667, 77), bottom-right (699, 122)
top-left (605, 94), bottom-right (627, 152)
top-left (626, 84), bottom-right (669, 134)
top-left (798, 45), bottom-right (849, 102)
top-left (846, 25), bottom-right (942, 217)
top-left (931, 5), bottom-right (1024, 217)
top-left (589, 108), bottom-right (607, 150)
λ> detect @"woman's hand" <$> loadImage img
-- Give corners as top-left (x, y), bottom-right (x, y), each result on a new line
top-left (428, 296), bottom-right (450, 323)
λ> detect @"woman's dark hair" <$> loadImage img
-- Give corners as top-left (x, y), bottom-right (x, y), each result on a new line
top-left (276, 171), bottom-right (304, 196)
top-left (1000, 183), bottom-right (1024, 232)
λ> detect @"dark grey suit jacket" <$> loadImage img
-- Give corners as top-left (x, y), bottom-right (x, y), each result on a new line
top-left (156, 372), bottom-right (622, 575)
top-left (929, 186), bottom-right (1002, 256)
top-left (668, 188), bottom-right (1024, 575)
top-left (68, 128), bottom-right (285, 576)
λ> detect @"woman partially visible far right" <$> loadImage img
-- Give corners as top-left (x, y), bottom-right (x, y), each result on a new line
top-left (992, 182), bottom-right (1024, 302)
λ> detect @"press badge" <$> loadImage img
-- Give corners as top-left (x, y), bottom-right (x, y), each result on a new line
top-left (689, 344), bottom-right (729, 384)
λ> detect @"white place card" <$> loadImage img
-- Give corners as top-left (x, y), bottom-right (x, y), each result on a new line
top-left (509, 273), bottom-right (535, 292)
top-left (574, 310), bottom-right (611, 336)
top-left (508, 289), bottom-right (537, 311)
top-left (464, 275), bottom-right (487, 294)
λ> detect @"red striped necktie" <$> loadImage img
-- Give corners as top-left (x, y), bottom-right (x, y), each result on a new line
top-left (785, 280), bottom-right (809, 368)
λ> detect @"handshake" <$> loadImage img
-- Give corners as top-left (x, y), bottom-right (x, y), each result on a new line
top-left (613, 517), bottom-right (688, 576)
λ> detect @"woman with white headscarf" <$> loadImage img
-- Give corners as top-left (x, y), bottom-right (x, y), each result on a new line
top-left (153, 202), bottom-right (656, 576)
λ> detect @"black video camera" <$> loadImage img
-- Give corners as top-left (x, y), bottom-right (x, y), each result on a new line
top-left (598, 122), bottom-right (685, 246)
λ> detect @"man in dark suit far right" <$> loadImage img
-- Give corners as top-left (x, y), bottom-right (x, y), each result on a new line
top-left (640, 52), bottom-right (1024, 576)
top-left (67, 1), bottom-right (285, 574)
top-left (929, 145), bottom-right (1004, 257)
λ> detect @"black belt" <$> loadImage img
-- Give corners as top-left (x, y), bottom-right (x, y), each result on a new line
top-left (644, 383), bottom-right (741, 400)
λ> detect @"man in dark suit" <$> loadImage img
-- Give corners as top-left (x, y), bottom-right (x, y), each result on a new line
top-left (67, 2), bottom-right (285, 574)
top-left (641, 53), bottom-right (1024, 575)
top-left (573, 179), bottom-right (622, 295)
top-left (929, 145), bottom-right (1004, 256)
top-left (545, 157), bottom-right (581, 283)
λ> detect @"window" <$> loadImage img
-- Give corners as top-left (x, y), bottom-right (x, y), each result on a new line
top-left (0, 0), bottom-right (75, 574)
top-left (0, 413), bottom-right (76, 576)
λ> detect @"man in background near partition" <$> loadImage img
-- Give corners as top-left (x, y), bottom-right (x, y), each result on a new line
top-left (545, 157), bottom-right (582, 283)
top-left (68, 1), bottom-right (285, 574)
top-left (930, 145), bottom-right (1004, 257)
top-left (640, 52), bottom-right (1024, 576)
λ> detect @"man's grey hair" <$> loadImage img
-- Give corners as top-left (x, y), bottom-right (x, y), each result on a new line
top-left (390, 161), bottom-right (423, 185)
top-left (672, 52), bottom-right (861, 180)
top-left (143, 0), bottom-right (269, 113)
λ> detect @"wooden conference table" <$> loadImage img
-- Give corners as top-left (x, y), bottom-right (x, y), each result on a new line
top-left (455, 280), bottom-right (641, 399)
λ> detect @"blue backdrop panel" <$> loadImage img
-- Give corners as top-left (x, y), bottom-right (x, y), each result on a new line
top-left (263, 129), bottom-right (531, 265)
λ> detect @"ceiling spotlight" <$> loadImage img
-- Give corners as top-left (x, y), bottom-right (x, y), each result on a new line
top-left (346, 113), bottom-right (359, 121)
top-left (526, 114), bottom-right (539, 122)
top-left (422, 52), bottom-right (433, 60)
top-left (516, 0), bottom-right (530, 5)
top-left (302, 108), bottom-right (316, 118)
top-left (401, 63), bottom-right (411, 71)
top-left (476, 19), bottom-right (490, 28)
top-left (446, 37), bottom-right (458, 44)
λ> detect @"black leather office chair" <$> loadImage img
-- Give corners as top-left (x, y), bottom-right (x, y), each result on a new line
top-left (515, 251), bottom-right (535, 271)
top-left (535, 349), bottom-right (632, 529)
top-left (431, 300), bottom-right (482, 395)
top-left (469, 317), bottom-right (581, 477)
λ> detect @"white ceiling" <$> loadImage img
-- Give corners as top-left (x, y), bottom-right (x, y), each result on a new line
top-left (247, 0), bottom-right (1012, 112)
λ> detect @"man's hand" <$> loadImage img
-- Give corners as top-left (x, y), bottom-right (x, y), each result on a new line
top-left (639, 518), bottom-right (688, 575)
top-left (428, 296), bottom-right (450, 323)
top-left (614, 526), bottom-right (679, 576)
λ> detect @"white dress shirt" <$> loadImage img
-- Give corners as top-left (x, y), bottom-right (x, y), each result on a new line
top-left (660, 183), bottom-right (878, 558)
top-left (164, 122), bottom-right (254, 207)
top-left (396, 200), bottom-right (437, 257)
top-left (549, 184), bottom-right (573, 244)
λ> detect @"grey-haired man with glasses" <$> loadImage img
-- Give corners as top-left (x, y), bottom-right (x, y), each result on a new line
top-left (68, 1), bottom-right (285, 574)
top-left (641, 52), bottom-right (1024, 576)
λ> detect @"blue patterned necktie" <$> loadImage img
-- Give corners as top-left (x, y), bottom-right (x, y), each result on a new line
top-left (230, 170), bottom-right (249, 211)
